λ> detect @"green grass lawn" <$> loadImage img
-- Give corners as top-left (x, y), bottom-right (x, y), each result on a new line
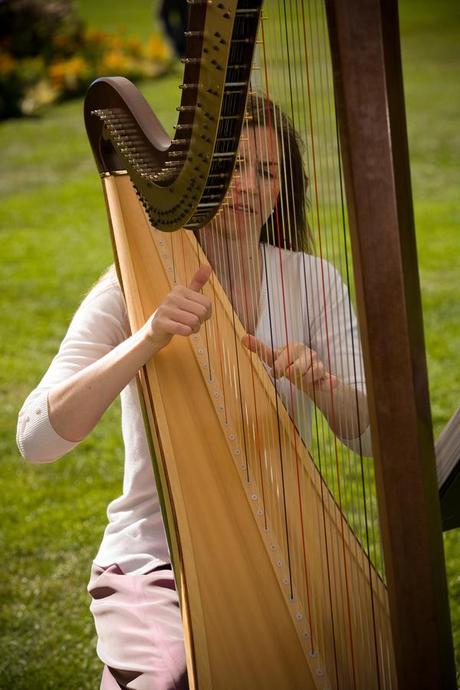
top-left (1, 1), bottom-right (459, 687)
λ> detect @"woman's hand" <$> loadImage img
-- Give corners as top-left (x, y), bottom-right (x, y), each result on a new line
top-left (242, 333), bottom-right (369, 442)
top-left (242, 334), bottom-right (338, 396)
top-left (146, 264), bottom-right (213, 351)
top-left (48, 265), bottom-right (212, 444)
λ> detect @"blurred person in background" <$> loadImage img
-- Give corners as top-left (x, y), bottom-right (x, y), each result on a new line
top-left (157, 0), bottom-right (188, 59)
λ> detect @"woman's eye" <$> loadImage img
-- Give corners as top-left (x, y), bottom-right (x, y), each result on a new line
top-left (258, 164), bottom-right (274, 179)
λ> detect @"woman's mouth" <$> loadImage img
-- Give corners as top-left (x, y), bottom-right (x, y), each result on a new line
top-left (228, 202), bottom-right (254, 214)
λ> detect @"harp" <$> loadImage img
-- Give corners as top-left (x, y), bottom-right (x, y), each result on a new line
top-left (84, 1), bottom-right (456, 688)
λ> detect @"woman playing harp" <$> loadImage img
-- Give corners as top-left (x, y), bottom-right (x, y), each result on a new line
top-left (16, 93), bottom-right (370, 690)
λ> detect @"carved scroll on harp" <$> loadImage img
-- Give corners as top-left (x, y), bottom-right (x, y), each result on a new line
top-left (85, 1), bottom-right (262, 231)
top-left (84, 0), bottom-right (457, 689)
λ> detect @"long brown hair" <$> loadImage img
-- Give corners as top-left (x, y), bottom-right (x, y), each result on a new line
top-left (245, 93), bottom-right (313, 253)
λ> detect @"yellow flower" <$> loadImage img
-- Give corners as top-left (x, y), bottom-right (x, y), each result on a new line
top-left (108, 34), bottom-right (124, 51)
top-left (146, 34), bottom-right (171, 62)
top-left (48, 57), bottom-right (88, 89)
top-left (126, 37), bottom-right (143, 58)
top-left (101, 50), bottom-right (129, 73)
top-left (84, 28), bottom-right (109, 45)
top-left (66, 56), bottom-right (87, 75)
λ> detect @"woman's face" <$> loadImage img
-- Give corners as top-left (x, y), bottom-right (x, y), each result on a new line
top-left (223, 124), bottom-right (280, 239)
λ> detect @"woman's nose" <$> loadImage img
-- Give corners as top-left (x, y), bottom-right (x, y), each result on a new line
top-left (234, 165), bottom-right (257, 195)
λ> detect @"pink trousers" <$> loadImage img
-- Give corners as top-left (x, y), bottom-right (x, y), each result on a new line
top-left (88, 563), bottom-right (189, 690)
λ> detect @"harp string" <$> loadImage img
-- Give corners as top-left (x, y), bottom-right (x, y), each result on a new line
top-left (312, 0), bottom-right (381, 573)
top-left (226, 92), bottom-right (299, 578)
top-left (261, 0), bottom-right (343, 664)
top-left (298, 11), bottom-right (349, 678)
top-left (308, 0), bottom-right (365, 591)
top-left (265, 36), bottom-right (335, 654)
top-left (303, 2), bottom-right (376, 679)
top-left (202, 198), bottom-right (267, 496)
top-left (312, 8), bottom-right (385, 661)
top-left (298, 5), bottom-right (362, 682)
top-left (304, 0), bottom-right (386, 679)
top-left (232, 123), bottom-right (274, 521)
top-left (251, 7), bottom-right (300, 651)
top-left (221, 203), bottom-right (260, 489)
top-left (231, 125), bottom-right (270, 528)
top-left (208, 227), bottom-right (230, 426)
top-left (282, 5), bottom-right (342, 671)
top-left (245, 96), bottom-right (279, 506)
top-left (248, 80), bottom-right (315, 614)
top-left (271, 16), bottom-right (347, 654)
top-left (256, 8), bottom-right (329, 657)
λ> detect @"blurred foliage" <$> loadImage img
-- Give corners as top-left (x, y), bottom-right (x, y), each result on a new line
top-left (0, 0), bottom-right (82, 59)
top-left (0, 0), bottom-right (171, 118)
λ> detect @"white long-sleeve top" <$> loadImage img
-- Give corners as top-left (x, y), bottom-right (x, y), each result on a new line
top-left (17, 245), bottom-right (371, 574)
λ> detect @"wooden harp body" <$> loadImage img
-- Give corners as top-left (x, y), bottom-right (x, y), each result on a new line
top-left (84, 1), bottom-right (456, 688)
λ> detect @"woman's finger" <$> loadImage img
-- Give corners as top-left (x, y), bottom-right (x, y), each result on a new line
top-left (188, 264), bottom-right (212, 292)
top-left (272, 343), bottom-right (307, 378)
top-left (167, 293), bottom-right (210, 321)
top-left (242, 334), bottom-right (278, 367)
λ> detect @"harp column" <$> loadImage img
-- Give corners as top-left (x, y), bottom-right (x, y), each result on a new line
top-left (325, 0), bottom-right (457, 688)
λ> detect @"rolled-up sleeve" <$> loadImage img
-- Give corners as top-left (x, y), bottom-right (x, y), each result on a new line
top-left (17, 270), bottom-right (128, 463)
top-left (17, 390), bottom-right (78, 463)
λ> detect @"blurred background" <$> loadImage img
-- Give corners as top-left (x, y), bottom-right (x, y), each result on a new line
top-left (0, 0), bottom-right (459, 687)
